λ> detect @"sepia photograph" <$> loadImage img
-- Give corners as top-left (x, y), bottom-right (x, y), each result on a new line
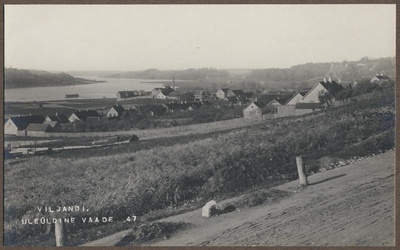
top-left (3, 4), bottom-right (396, 247)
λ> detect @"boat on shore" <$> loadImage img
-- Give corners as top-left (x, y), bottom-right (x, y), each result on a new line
top-left (65, 94), bottom-right (79, 98)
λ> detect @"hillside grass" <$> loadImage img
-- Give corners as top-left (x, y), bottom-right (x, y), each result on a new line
top-left (4, 89), bottom-right (394, 246)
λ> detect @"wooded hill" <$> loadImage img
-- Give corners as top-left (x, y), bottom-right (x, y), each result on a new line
top-left (247, 57), bottom-right (395, 83)
top-left (103, 57), bottom-right (395, 88)
top-left (4, 68), bottom-right (102, 88)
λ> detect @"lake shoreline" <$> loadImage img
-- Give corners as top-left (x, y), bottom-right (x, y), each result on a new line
top-left (4, 77), bottom-right (164, 102)
top-left (4, 80), bottom-right (105, 89)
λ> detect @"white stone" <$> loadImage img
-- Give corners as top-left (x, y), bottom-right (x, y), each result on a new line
top-left (202, 200), bottom-right (219, 218)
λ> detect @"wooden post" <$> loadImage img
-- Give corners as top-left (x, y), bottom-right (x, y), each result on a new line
top-left (296, 156), bottom-right (308, 187)
top-left (55, 219), bottom-right (66, 247)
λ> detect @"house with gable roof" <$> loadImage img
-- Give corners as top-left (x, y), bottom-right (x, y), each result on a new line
top-left (151, 86), bottom-right (175, 99)
top-left (68, 110), bottom-right (101, 123)
top-left (370, 73), bottom-right (390, 85)
top-left (117, 90), bottom-right (139, 101)
top-left (4, 115), bottom-right (45, 135)
top-left (301, 77), bottom-right (344, 103)
top-left (216, 88), bottom-right (230, 100)
top-left (45, 113), bottom-right (70, 123)
top-left (106, 105), bottom-right (126, 119)
top-left (243, 101), bottom-right (265, 119)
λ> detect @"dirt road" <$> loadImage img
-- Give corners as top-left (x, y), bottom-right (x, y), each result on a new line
top-left (84, 151), bottom-right (394, 246)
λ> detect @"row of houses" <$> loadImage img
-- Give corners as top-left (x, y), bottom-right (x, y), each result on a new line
top-left (117, 85), bottom-right (254, 104)
top-left (244, 77), bottom-right (344, 119)
top-left (117, 86), bottom-right (177, 101)
top-left (4, 100), bottom-right (211, 136)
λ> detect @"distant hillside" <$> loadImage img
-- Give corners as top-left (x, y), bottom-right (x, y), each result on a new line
top-left (4, 68), bottom-right (103, 89)
top-left (67, 70), bottom-right (123, 77)
top-left (246, 57), bottom-right (395, 86)
top-left (107, 68), bottom-right (230, 81)
top-left (104, 57), bottom-right (395, 90)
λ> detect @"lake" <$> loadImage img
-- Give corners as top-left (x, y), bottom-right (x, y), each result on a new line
top-left (4, 76), bottom-right (166, 102)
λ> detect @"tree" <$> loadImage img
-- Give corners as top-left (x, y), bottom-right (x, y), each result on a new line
top-left (318, 91), bottom-right (334, 108)
top-left (180, 92), bottom-right (195, 102)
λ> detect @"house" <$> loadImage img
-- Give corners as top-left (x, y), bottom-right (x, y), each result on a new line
top-left (151, 86), bottom-right (174, 99)
top-left (168, 91), bottom-right (181, 100)
top-left (227, 96), bottom-right (242, 105)
top-left (285, 91), bottom-right (308, 105)
top-left (216, 88), bottom-right (229, 100)
top-left (26, 123), bottom-right (53, 137)
top-left (243, 101), bottom-right (266, 119)
top-left (117, 91), bottom-right (139, 101)
top-left (68, 110), bottom-right (101, 122)
top-left (43, 120), bottom-right (63, 132)
top-left (4, 115), bottom-right (45, 135)
top-left (295, 103), bottom-right (322, 116)
top-left (370, 74), bottom-right (390, 84)
top-left (45, 113), bottom-right (70, 123)
top-left (106, 105), bottom-right (126, 119)
top-left (301, 78), bottom-right (344, 103)
top-left (226, 89), bottom-right (246, 99)
top-left (194, 90), bottom-right (209, 101)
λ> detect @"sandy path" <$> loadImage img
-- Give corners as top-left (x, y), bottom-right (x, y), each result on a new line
top-left (83, 151), bottom-right (394, 246)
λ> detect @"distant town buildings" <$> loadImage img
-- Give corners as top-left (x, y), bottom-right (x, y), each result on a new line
top-left (151, 86), bottom-right (175, 99)
top-left (245, 78), bottom-right (345, 119)
top-left (68, 110), bottom-right (101, 123)
top-left (117, 91), bottom-right (139, 101)
top-left (370, 73), bottom-right (390, 85)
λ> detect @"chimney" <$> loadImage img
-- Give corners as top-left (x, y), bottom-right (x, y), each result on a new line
top-left (380, 73), bottom-right (383, 76)
top-left (328, 77), bottom-right (332, 82)
top-left (376, 73), bottom-right (379, 76)
top-left (323, 77), bottom-right (327, 83)
top-left (338, 78), bottom-right (341, 83)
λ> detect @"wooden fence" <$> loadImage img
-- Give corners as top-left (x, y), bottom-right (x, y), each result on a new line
top-left (25, 114), bottom-right (276, 139)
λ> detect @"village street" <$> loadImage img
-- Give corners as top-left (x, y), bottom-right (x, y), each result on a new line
top-left (83, 151), bottom-right (395, 247)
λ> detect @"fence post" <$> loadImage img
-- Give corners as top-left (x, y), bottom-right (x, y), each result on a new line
top-left (55, 219), bottom-right (66, 246)
top-left (296, 156), bottom-right (308, 187)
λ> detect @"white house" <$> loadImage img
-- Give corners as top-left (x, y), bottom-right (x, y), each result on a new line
top-left (243, 101), bottom-right (264, 119)
top-left (68, 110), bottom-right (100, 123)
top-left (370, 74), bottom-right (390, 84)
top-left (4, 115), bottom-right (45, 135)
top-left (285, 92), bottom-right (304, 105)
top-left (156, 91), bottom-right (168, 99)
top-left (106, 105), bottom-right (125, 118)
top-left (151, 87), bottom-right (174, 99)
top-left (301, 78), bottom-right (344, 103)
top-left (216, 88), bottom-right (229, 100)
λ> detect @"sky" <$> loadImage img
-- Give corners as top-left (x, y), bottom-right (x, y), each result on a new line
top-left (5, 4), bottom-right (396, 72)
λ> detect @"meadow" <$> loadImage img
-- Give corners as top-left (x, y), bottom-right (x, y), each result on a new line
top-left (4, 88), bottom-right (395, 246)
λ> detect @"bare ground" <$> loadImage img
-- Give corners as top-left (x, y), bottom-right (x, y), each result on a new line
top-left (83, 151), bottom-right (394, 247)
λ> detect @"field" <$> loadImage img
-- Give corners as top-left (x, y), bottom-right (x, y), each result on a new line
top-left (4, 98), bottom-right (173, 117)
top-left (3, 88), bottom-right (395, 246)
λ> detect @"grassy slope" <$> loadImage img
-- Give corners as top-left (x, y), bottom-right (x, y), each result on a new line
top-left (4, 89), bottom-right (394, 245)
